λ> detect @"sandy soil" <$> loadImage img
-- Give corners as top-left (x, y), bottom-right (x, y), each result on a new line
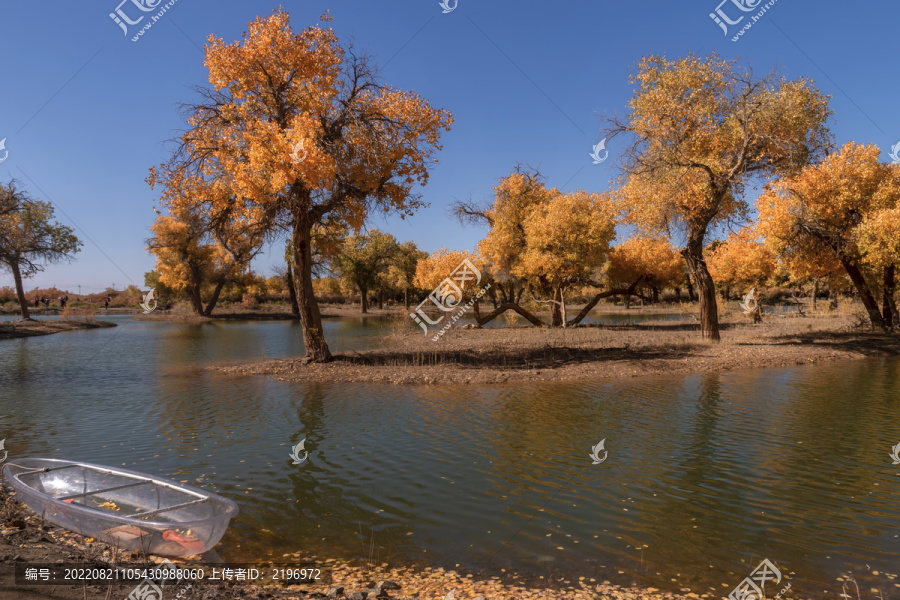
top-left (0, 319), bottom-right (116, 340)
top-left (213, 313), bottom-right (900, 386)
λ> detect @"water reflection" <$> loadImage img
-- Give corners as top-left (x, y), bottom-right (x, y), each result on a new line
top-left (0, 317), bottom-right (899, 595)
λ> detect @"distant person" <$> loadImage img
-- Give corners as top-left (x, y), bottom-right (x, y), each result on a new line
top-left (104, 298), bottom-right (109, 310)
top-left (34, 297), bottom-right (39, 307)
top-left (43, 298), bottom-right (50, 308)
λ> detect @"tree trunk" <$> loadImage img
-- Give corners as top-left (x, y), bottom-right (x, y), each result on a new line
top-left (812, 279), bottom-right (819, 311)
top-left (477, 302), bottom-right (545, 327)
top-left (566, 276), bottom-right (648, 326)
top-left (286, 263), bottom-right (300, 316)
top-left (292, 222), bottom-right (333, 362)
top-left (377, 289), bottom-right (384, 310)
top-left (188, 285), bottom-right (204, 316)
top-left (202, 279), bottom-right (227, 317)
top-left (650, 285), bottom-right (660, 304)
top-left (682, 237), bottom-right (720, 341)
top-left (404, 288), bottom-right (410, 310)
top-left (883, 265), bottom-right (896, 331)
top-left (685, 272), bottom-right (696, 302)
top-left (551, 287), bottom-right (564, 327)
top-left (10, 259), bottom-right (32, 320)
top-left (358, 283), bottom-right (368, 314)
top-left (839, 255), bottom-right (885, 330)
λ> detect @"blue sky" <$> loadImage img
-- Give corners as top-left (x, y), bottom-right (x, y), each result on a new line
top-left (0, 1), bottom-right (896, 293)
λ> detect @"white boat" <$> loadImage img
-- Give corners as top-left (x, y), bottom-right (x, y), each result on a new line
top-left (3, 458), bottom-right (238, 556)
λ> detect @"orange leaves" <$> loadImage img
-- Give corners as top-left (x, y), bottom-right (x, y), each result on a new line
top-left (706, 228), bottom-right (777, 289)
top-left (517, 190), bottom-right (616, 286)
top-left (757, 142), bottom-right (900, 270)
top-left (607, 237), bottom-right (683, 288)
top-left (174, 8), bottom-right (452, 240)
top-left (613, 53), bottom-right (831, 237)
top-left (414, 249), bottom-right (483, 292)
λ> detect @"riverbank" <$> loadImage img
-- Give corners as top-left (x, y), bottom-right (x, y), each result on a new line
top-left (214, 313), bottom-right (900, 385)
top-left (133, 302), bottom-right (404, 322)
top-left (0, 319), bottom-right (116, 340)
top-left (0, 489), bottom-right (708, 600)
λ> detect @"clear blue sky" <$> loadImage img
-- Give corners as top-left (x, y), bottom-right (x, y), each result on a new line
top-left (0, 1), bottom-right (896, 293)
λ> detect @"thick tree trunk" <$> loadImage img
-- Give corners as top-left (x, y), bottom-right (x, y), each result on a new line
top-left (292, 222), bottom-right (333, 362)
top-left (286, 263), bottom-right (300, 317)
top-left (10, 259), bottom-right (32, 320)
top-left (404, 288), bottom-right (410, 310)
top-left (685, 272), bottom-right (696, 302)
top-left (202, 279), bottom-right (227, 316)
top-left (682, 237), bottom-right (720, 341)
top-left (883, 265), bottom-right (896, 331)
top-left (551, 287), bottom-right (564, 327)
top-left (839, 255), bottom-right (885, 330)
top-left (377, 289), bottom-right (384, 310)
top-left (188, 285), bottom-right (204, 316)
top-left (358, 283), bottom-right (368, 314)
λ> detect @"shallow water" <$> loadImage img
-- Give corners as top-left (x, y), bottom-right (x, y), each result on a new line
top-left (1, 314), bottom-right (898, 596)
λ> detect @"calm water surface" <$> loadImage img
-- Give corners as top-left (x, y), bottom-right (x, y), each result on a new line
top-left (2, 314), bottom-right (899, 596)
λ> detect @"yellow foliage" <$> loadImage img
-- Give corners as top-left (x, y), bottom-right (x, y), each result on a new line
top-left (706, 228), bottom-right (777, 289)
top-left (607, 237), bottom-right (683, 289)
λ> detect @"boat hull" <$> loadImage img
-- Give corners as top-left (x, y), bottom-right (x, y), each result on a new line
top-left (3, 458), bottom-right (238, 556)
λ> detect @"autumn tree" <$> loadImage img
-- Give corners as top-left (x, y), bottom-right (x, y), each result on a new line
top-left (706, 228), bottom-right (777, 298)
top-left (332, 229), bottom-right (399, 313)
top-left (153, 10), bottom-right (452, 361)
top-left (606, 53), bottom-right (832, 341)
top-left (758, 142), bottom-right (900, 329)
top-left (516, 190), bottom-right (616, 326)
top-left (148, 172), bottom-right (264, 316)
top-left (413, 248), bottom-right (505, 326)
top-left (455, 168), bottom-right (651, 327)
top-left (857, 206), bottom-right (900, 327)
top-left (606, 237), bottom-right (684, 304)
top-left (388, 240), bottom-right (427, 309)
top-left (0, 181), bottom-right (81, 320)
top-left (453, 168), bottom-right (544, 313)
